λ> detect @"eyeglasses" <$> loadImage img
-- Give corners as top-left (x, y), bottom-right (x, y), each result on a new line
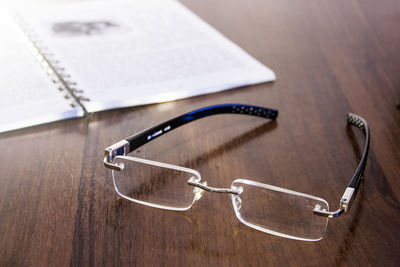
top-left (104, 104), bottom-right (370, 241)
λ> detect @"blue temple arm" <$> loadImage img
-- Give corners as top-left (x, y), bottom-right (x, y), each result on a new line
top-left (123, 104), bottom-right (278, 153)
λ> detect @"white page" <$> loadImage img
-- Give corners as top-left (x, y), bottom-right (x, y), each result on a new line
top-left (0, 12), bottom-right (82, 133)
top-left (18, 0), bottom-right (276, 112)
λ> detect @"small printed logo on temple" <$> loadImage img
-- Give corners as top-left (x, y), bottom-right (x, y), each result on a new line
top-left (147, 126), bottom-right (172, 141)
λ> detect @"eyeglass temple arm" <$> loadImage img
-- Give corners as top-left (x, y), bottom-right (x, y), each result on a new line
top-left (104, 104), bottom-right (278, 170)
top-left (314, 113), bottom-right (370, 218)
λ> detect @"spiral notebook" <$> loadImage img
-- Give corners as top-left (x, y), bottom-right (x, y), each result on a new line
top-left (0, 0), bottom-right (275, 133)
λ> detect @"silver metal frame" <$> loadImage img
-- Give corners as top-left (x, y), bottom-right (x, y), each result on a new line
top-left (103, 107), bottom-right (369, 240)
top-left (187, 177), bottom-right (242, 195)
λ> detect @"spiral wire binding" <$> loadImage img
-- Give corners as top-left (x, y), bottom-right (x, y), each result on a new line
top-left (13, 13), bottom-right (90, 115)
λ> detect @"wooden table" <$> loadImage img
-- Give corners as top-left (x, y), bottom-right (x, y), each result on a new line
top-left (1, 0), bottom-right (399, 266)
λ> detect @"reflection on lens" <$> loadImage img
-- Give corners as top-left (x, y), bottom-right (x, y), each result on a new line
top-left (112, 156), bottom-right (200, 210)
top-left (231, 179), bottom-right (329, 241)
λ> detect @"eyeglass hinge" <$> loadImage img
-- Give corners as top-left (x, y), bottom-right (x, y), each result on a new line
top-left (104, 140), bottom-right (129, 171)
top-left (339, 187), bottom-right (355, 213)
top-left (313, 187), bottom-right (355, 218)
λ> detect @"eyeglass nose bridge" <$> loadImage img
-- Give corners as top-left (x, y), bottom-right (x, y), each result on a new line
top-left (187, 176), bottom-right (243, 196)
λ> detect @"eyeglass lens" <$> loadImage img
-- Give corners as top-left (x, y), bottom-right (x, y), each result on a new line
top-left (112, 156), bottom-right (200, 210)
top-left (231, 179), bottom-right (329, 241)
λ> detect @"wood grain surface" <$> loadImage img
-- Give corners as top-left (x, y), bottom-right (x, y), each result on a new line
top-left (1, 0), bottom-right (399, 266)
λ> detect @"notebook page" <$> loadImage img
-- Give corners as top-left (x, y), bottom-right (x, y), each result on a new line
top-left (18, 0), bottom-right (276, 112)
top-left (0, 12), bottom-right (82, 133)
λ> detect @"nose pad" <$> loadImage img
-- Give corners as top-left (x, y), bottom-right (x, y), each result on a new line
top-left (193, 186), bottom-right (205, 201)
top-left (190, 177), bottom-right (206, 201)
top-left (194, 181), bottom-right (208, 201)
top-left (233, 195), bottom-right (242, 210)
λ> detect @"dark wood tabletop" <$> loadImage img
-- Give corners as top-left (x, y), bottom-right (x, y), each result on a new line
top-left (1, 0), bottom-right (399, 266)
